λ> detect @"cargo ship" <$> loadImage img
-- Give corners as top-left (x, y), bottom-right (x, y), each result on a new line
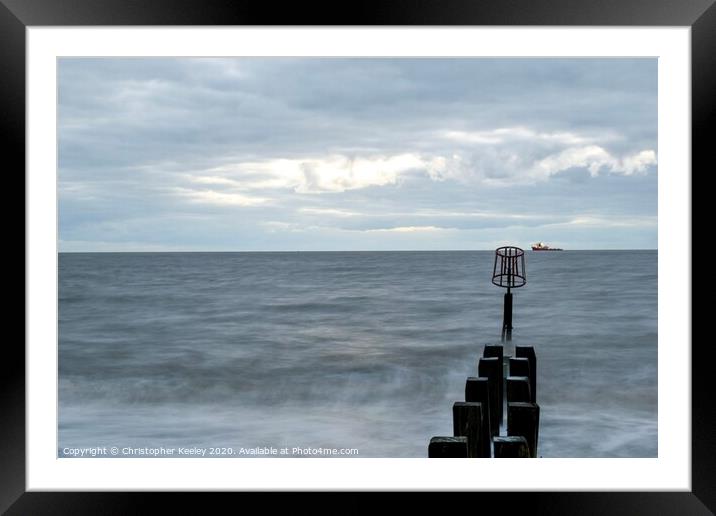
top-left (531, 242), bottom-right (563, 251)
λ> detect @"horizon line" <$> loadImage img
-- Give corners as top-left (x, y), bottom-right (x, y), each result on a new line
top-left (57, 248), bottom-right (658, 253)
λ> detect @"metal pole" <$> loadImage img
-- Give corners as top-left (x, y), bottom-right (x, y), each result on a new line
top-left (502, 287), bottom-right (513, 342)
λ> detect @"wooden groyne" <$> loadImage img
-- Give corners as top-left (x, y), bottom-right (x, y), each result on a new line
top-left (428, 344), bottom-right (540, 458)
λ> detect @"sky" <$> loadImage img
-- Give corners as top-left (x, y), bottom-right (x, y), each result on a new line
top-left (58, 58), bottom-right (657, 251)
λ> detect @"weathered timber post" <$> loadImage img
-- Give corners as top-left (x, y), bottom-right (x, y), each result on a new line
top-left (477, 357), bottom-right (501, 435)
top-left (506, 376), bottom-right (531, 403)
top-left (465, 377), bottom-right (492, 457)
top-left (483, 344), bottom-right (504, 423)
top-left (452, 401), bottom-right (483, 458)
top-left (493, 436), bottom-right (530, 458)
top-left (428, 436), bottom-right (468, 457)
top-left (515, 346), bottom-right (537, 403)
top-left (507, 402), bottom-right (540, 458)
top-left (509, 357), bottom-right (530, 380)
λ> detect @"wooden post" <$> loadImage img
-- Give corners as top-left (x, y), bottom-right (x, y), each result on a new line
top-left (506, 376), bottom-right (531, 403)
top-left (465, 377), bottom-right (492, 456)
top-left (493, 436), bottom-right (530, 458)
top-left (515, 346), bottom-right (537, 403)
top-left (477, 357), bottom-right (500, 435)
top-left (509, 357), bottom-right (530, 379)
top-left (428, 436), bottom-right (468, 457)
top-left (507, 402), bottom-right (540, 458)
top-left (483, 344), bottom-right (504, 423)
top-left (453, 401), bottom-right (483, 458)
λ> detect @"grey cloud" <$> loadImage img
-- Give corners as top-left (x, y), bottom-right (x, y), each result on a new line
top-left (58, 58), bottom-right (657, 251)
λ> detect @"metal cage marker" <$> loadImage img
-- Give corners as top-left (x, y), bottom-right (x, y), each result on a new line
top-left (491, 246), bottom-right (526, 341)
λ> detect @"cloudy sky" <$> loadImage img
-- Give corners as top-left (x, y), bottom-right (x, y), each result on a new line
top-left (58, 58), bottom-right (657, 251)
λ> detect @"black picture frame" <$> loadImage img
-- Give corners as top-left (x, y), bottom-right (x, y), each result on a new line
top-left (5, 0), bottom-right (711, 513)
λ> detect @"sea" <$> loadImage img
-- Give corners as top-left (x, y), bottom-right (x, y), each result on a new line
top-left (58, 251), bottom-right (657, 458)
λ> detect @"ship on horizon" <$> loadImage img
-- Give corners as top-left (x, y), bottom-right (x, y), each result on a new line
top-left (531, 242), bottom-right (563, 251)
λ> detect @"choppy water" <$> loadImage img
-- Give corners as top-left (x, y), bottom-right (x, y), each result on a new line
top-left (58, 251), bottom-right (657, 458)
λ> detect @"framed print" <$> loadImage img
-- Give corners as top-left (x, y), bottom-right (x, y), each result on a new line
top-left (6, 0), bottom-right (712, 513)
